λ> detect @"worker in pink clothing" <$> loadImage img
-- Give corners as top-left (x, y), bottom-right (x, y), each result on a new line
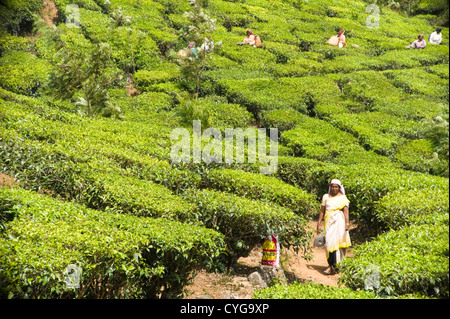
top-left (337, 30), bottom-right (348, 48)
top-left (242, 29), bottom-right (256, 47)
top-left (407, 34), bottom-right (426, 49)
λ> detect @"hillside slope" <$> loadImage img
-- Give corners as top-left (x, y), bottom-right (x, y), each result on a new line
top-left (0, 0), bottom-right (448, 299)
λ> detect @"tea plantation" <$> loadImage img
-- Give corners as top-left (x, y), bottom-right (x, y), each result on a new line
top-left (0, 0), bottom-right (448, 299)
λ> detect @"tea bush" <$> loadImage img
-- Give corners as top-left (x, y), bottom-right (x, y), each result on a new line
top-left (330, 111), bottom-right (427, 156)
top-left (253, 281), bottom-right (378, 299)
top-left (337, 70), bottom-right (406, 109)
top-left (261, 108), bottom-right (306, 133)
top-left (0, 51), bottom-right (52, 96)
top-left (385, 68), bottom-right (449, 100)
top-left (280, 114), bottom-right (364, 161)
top-left (0, 0), bottom-right (449, 300)
top-left (205, 168), bottom-right (318, 216)
top-left (338, 223), bottom-right (449, 298)
top-left (0, 187), bottom-right (225, 298)
top-left (289, 161), bottom-right (450, 234)
top-left (393, 139), bottom-right (439, 173)
top-left (182, 188), bottom-right (312, 264)
top-left (252, 281), bottom-right (431, 299)
top-left (217, 75), bottom-right (340, 118)
top-left (175, 96), bottom-right (255, 130)
top-left (134, 68), bottom-right (182, 90)
top-left (375, 188), bottom-right (449, 230)
top-left (75, 163), bottom-right (197, 221)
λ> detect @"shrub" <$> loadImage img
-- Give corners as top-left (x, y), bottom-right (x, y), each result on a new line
top-left (109, 27), bottom-right (160, 71)
top-left (261, 108), bottom-right (305, 133)
top-left (280, 114), bottom-right (363, 161)
top-left (426, 64), bottom-right (449, 79)
top-left (217, 75), bottom-right (340, 118)
top-left (218, 41), bottom-right (277, 70)
top-left (0, 33), bottom-right (31, 56)
top-left (0, 51), bottom-right (52, 96)
top-left (205, 168), bottom-right (318, 216)
top-left (253, 281), bottom-right (431, 299)
top-left (373, 97), bottom-right (448, 121)
top-left (78, 8), bottom-right (114, 43)
top-left (253, 281), bottom-right (378, 299)
top-left (76, 163), bottom-right (197, 221)
top-left (97, 145), bottom-right (202, 193)
top-left (176, 96), bottom-right (254, 130)
top-left (0, 0), bottom-right (43, 35)
top-left (338, 70), bottom-right (408, 109)
top-left (393, 139), bottom-right (439, 173)
top-left (182, 188), bottom-right (312, 264)
top-left (338, 223), bottom-right (449, 298)
top-left (274, 155), bottom-right (337, 198)
top-left (134, 69), bottom-right (182, 89)
top-left (330, 111), bottom-right (427, 156)
top-left (0, 186), bottom-right (225, 298)
top-left (385, 68), bottom-right (449, 100)
top-left (305, 162), bottom-right (449, 235)
top-left (375, 188), bottom-right (449, 230)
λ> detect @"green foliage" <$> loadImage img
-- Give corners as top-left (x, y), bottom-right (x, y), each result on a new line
top-left (176, 95), bottom-right (254, 130)
top-left (0, 33), bottom-right (31, 56)
top-left (134, 69), bottom-right (182, 88)
top-left (386, 68), bottom-right (449, 99)
top-left (253, 281), bottom-right (378, 299)
top-left (339, 223), bottom-right (449, 298)
top-left (423, 109), bottom-right (449, 177)
top-left (205, 168), bottom-right (318, 216)
top-left (338, 70), bottom-right (406, 110)
top-left (330, 111), bottom-right (427, 156)
top-left (393, 139), bottom-right (439, 173)
top-left (0, 0), bottom-right (43, 35)
top-left (182, 188), bottom-right (312, 264)
top-left (376, 188), bottom-right (449, 229)
top-left (0, 51), bottom-right (52, 96)
top-left (0, 186), bottom-right (225, 298)
top-left (0, 0), bottom-right (449, 300)
top-left (48, 40), bottom-right (123, 117)
top-left (261, 108), bottom-right (305, 133)
top-left (280, 114), bottom-right (363, 161)
top-left (76, 163), bottom-right (197, 220)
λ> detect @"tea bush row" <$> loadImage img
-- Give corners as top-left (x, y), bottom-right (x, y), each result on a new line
top-left (274, 156), bottom-right (449, 235)
top-left (338, 223), bottom-right (449, 298)
top-left (182, 188), bottom-right (312, 264)
top-left (375, 188), bottom-right (449, 230)
top-left (0, 186), bottom-right (225, 298)
top-left (252, 280), bottom-right (431, 299)
top-left (205, 168), bottom-right (318, 217)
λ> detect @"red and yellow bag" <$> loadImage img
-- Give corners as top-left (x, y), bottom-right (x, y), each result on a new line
top-left (261, 234), bottom-right (280, 267)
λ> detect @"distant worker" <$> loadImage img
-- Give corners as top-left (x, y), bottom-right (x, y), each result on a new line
top-left (236, 29), bottom-right (262, 47)
top-left (327, 29), bottom-right (347, 48)
top-left (243, 29), bottom-right (256, 46)
top-left (429, 28), bottom-right (442, 45)
top-left (186, 41), bottom-right (198, 59)
top-left (407, 34), bottom-right (426, 49)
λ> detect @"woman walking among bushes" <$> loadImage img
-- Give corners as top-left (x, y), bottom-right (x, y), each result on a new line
top-left (317, 179), bottom-right (351, 274)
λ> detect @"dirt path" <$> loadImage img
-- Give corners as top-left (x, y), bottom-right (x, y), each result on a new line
top-left (41, 0), bottom-right (58, 26)
top-left (184, 221), bottom-right (354, 299)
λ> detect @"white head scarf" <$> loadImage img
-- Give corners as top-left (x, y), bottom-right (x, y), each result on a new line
top-left (328, 179), bottom-right (345, 195)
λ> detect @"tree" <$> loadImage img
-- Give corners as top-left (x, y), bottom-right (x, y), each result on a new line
top-left (48, 38), bottom-right (122, 118)
top-left (177, 0), bottom-right (220, 98)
